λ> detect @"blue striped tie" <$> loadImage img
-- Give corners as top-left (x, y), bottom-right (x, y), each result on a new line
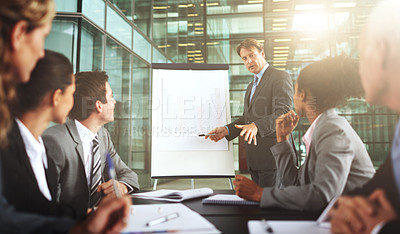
top-left (89, 136), bottom-right (102, 207)
top-left (249, 75), bottom-right (259, 104)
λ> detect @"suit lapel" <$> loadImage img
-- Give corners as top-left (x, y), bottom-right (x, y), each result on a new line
top-left (65, 119), bottom-right (86, 166)
top-left (98, 128), bottom-right (106, 180)
top-left (244, 81), bottom-right (252, 115)
top-left (11, 122), bottom-right (37, 184)
top-left (247, 66), bottom-right (274, 111)
top-left (45, 158), bottom-right (57, 200)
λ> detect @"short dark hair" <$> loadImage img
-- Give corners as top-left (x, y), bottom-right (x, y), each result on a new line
top-left (297, 55), bottom-right (364, 112)
top-left (69, 71), bottom-right (109, 121)
top-left (236, 38), bottom-right (264, 57)
top-left (14, 50), bottom-right (73, 116)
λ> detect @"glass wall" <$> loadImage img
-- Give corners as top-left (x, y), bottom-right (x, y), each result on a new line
top-left (48, 0), bottom-right (398, 187)
top-left (151, 0), bottom-right (397, 169)
top-left (47, 1), bottom-right (169, 188)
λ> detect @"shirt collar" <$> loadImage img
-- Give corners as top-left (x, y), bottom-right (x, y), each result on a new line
top-left (254, 63), bottom-right (269, 84)
top-left (15, 118), bottom-right (48, 168)
top-left (75, 119), bottom-right (97, 143)
top-left (302, 113), bottom-right (323, 156)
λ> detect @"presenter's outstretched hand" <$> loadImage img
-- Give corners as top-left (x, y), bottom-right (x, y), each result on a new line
top-left (276, 110), bottom-right (299, 142)
top-left (329, 189), bottom-right (397, 234)
top-left (233, 175), bottom-right (263, 202)
top-left (71, 195), bottom-right (132, 234)
top-left (206, 126), bottom-right (228, 142)
top-left (235, 123), bottom-right (258, 145)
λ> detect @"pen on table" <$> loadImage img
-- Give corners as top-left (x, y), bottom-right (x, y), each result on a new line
top-left (105, 152), bottom-right (121, 198)
top-left (146, 212), bottom-right (180, 226)
top-left (198, 133), bottom-right (216, 137)
top-left (261, 219), bottom-right (274, 233)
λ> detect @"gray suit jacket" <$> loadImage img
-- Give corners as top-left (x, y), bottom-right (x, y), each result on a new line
top-left (262, 109), bottom-right (375, 211)
top-left (226, 65), bottom-right (293, 170)
top-left (42, 119), bottom-right (139, 220)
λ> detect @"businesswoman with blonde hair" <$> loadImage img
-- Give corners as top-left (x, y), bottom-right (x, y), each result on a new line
top-left (234, 56), bottom-right (376, 211)
top-left (0, 0), bottom-right (130, 233)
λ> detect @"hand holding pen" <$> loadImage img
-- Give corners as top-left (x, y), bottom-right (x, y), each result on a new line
top-left (101, 152), bottom-right (124, 198)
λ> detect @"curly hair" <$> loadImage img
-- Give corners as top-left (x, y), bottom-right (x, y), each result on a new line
top-left (0, 0), bottom-right (55, 148)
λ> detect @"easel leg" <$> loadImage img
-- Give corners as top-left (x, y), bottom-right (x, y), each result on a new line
top-left (153, 179), bottom-right (158, 190)
top-left (229, 178), bottom-right (233, 190)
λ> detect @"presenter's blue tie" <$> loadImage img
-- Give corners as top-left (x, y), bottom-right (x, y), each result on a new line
top-left (249, 75), bottom-right (259, 104)
top-left (89, 136), bottom-right (102, 207)
top-left (391, 121), bottom-right (400, 198)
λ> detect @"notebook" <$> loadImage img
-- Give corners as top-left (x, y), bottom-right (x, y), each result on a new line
top-left (131, 188), bottom-right (214, 202)
top-left (202, 194), bottom-right (260, 206)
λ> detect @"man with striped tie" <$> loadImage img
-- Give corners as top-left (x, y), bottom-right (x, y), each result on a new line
top-left (43, 71), bottom-right (139, 220)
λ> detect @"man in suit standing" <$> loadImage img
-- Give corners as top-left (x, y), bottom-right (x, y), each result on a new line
top-left (43, 71), bottom-right (139, 219)
top-left (329, 0), bottom-right (400, 233)
top-left (206, 38), bottom-right (293, 187)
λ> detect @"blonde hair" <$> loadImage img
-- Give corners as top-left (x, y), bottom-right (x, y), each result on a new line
top-left (0, 0), bottom-right (55, 148)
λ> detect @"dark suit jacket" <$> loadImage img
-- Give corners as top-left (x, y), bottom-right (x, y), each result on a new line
top-left (0, 156), bottom-right (76, 234)
top-left (348, 155), bottom-right (400, 233)
top-left (226, 65), bottom-right (293, 170)
top-left (0, 121), bottom-right (75, 218)
top-left (42, 119), bottom-right (140, 220)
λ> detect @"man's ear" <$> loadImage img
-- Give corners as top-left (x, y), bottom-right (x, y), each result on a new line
top-left (299, 88), bottom-right (306, 102)
top-left (95, 100), bottom-right (102, 113)
top-left (51, 89), bottom-right (63, 107)
top-left (11, 20), bottom-right (29, 51)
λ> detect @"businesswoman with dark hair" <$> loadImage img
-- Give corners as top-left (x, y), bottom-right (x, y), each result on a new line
top-left (234, 56), bottom-right (376, 211)
top-left (0, 0), bottom-right (130, 232)
top-left (0, 50), bottom-right (76, 217)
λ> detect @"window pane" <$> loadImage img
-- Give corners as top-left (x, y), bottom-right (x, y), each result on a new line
top-left (45, 18), bottom-right (78, 72)
top-left (82, 0), bottom-right (105, 29)
top-left (134, 0), bottom-right (152, 37)
top-left (107, 5), bottom-right (133, 49)
top-left (54, 0), bottom-right (77, 12)
top-left (80, 21), bottom-right (104, 71)
top-left (133, 30), bottom-right (151, 62)
top-left (110, 0), bottom-right (133, 21)
top-left (104, 39), bottom-right (132, 164)
top-left (131, 56), bottom-right (150, 171)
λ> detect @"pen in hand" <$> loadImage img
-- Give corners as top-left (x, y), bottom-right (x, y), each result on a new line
top-left (198, 133), bottom-right (216, 137)
top-left (106, 152), bottom-right (121, 198)
top-left (146, 212), bottom-right (180, 226)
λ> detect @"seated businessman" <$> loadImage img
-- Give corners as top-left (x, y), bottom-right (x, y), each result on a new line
top-left (329, 0), bottom-right (400, 233)
top-left (43, 71), bottom-right (139, 220)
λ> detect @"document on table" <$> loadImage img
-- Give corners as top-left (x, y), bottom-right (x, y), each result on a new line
top-left (131, 188), bottom-right (214, 202)
top-left (248, 221), bottom-right (330, 234)
top-left (247, 197), bottom-right (337, 233)
top-left (202, 194), bottom-right (260, 206)
top-left (121, 203), bottom-right (221, 233)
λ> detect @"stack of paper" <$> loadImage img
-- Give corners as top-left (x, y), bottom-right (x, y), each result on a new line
top-left (202, 194), bottom-right (260, 206)
top-left (131, 188), bottom-right (214, 202)
top-left (122, 203), bottom-right (220, 233)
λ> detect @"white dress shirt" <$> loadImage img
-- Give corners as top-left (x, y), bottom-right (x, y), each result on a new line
top-left (74, 120), bottom-right (134, 193)
top-left (16, 119), bottom-right (52, 201)
top-left (74, 120), bottom-right (97, 185)
top-left (302, 113), bottom-right (322, 156)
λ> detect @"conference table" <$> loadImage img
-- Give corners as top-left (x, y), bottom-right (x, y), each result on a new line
top-left (132, 190), bottom-right (320, 234)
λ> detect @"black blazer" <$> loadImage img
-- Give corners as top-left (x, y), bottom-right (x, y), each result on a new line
top-left (0, 121), bottom-right (75, 218)
top-left (0, 157), bottom-right (75, 234)
top-left (226, 65), bottom-right (293, 170)
top-left (348, 155), bottom-right (400, 233)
